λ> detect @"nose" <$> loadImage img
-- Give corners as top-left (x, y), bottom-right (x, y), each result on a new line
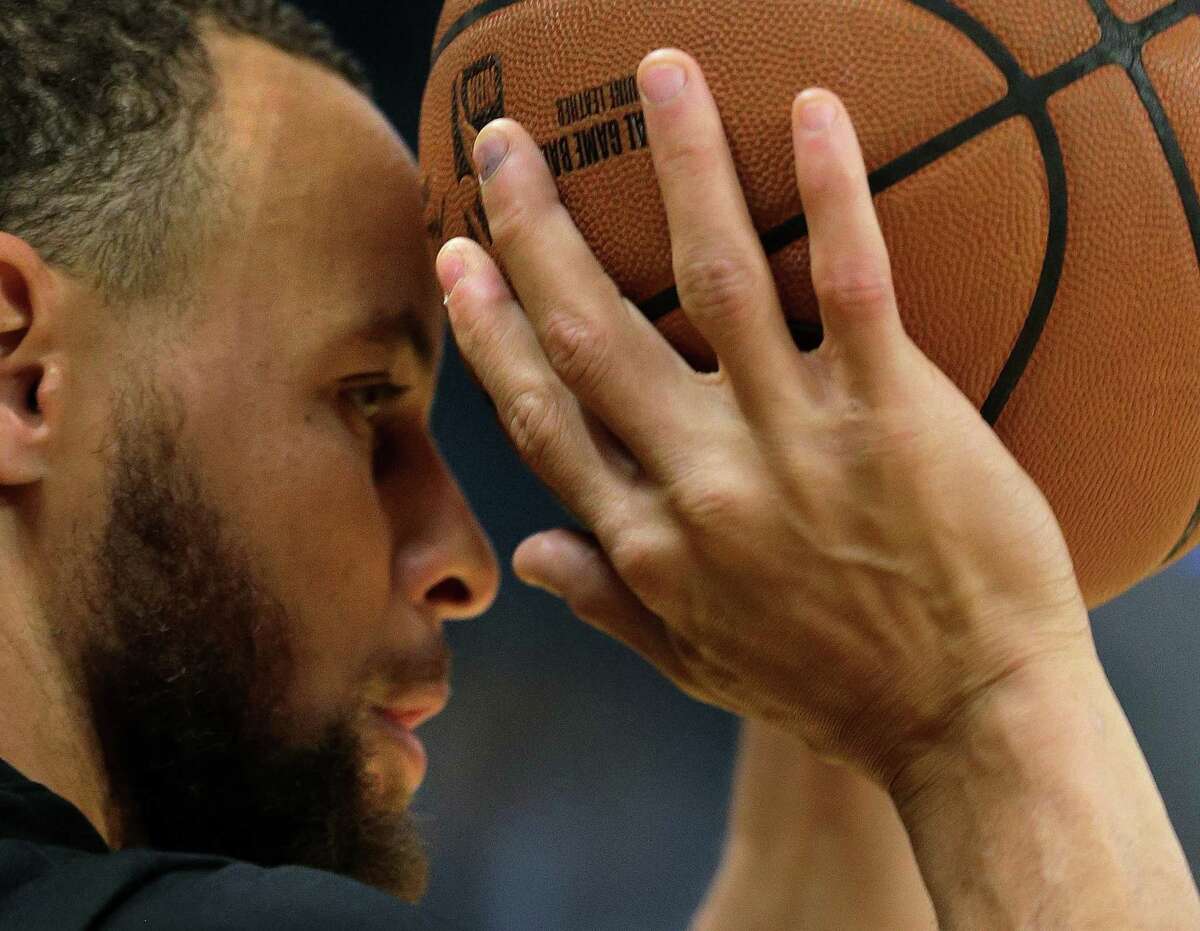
top-left (386, 442), bottom-right (500, 622)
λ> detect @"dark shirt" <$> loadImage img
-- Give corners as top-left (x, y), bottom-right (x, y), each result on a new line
top-left (0, 758), bottom-right (463, 929)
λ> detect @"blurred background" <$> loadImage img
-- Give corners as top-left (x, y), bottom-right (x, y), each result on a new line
top-left (294, 2), bottom-right (1199, 928)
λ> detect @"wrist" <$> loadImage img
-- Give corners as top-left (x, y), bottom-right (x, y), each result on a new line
top-left (887, 640), bottom-right (1200, 928)
top-left (888, 641), bottom-right (1106, 820)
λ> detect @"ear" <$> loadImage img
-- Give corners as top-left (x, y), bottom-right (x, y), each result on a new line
top-left (0, 233), bottom-right (65, 488)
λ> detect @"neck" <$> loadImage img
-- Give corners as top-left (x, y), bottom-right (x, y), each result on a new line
top-left (0, 560), bottom-right (125, 850)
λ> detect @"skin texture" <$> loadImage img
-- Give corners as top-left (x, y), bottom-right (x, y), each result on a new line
top-left (439, 49), bottom-right (1200, 927)
top-left (440, 51), bottom-right (1092, 785)
top-left (691, 720), bottom-right (938, 930)
top-left (0, 30), bottom-right (498, 904)
top-left (0, 23), bottom-right (1196, 924)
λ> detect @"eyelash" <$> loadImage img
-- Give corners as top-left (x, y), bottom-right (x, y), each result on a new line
top-left (345, 381), bottom-right (411, 423)
top-left (344, 382), bottom-right (413, 470)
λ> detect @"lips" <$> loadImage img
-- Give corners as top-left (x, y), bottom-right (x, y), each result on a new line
top-left (373, 681), bottom-right (450, 731)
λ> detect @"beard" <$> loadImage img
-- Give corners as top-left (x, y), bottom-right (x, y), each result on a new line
top-left (44, 374), bottom-right (433, 903)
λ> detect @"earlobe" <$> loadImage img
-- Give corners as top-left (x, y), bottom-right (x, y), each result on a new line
top-left (0, 411), bottom-right (47, 487)
top-left (0, 354), bottom-right (60, 487)
top-left (0, 362), bottom-right (57, 486)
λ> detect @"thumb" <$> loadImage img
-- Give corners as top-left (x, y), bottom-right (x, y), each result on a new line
top-left (513, 529), bottom-right (695, 688)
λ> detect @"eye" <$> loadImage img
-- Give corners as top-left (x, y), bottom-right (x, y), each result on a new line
top-left (344, 381), bottom-right (412, 422)
top-left (342, 380), bottom-right (414, 475)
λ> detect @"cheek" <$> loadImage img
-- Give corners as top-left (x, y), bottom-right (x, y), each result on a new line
top-left (216, 420), bottom-right (397, 697)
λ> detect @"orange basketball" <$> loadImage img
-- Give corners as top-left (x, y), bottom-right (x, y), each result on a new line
top-left (419, 0), bottom-right (1200, 608)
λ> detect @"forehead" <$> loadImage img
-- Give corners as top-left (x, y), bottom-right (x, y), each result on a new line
top-left (201, 30), bottom-right (443, 368)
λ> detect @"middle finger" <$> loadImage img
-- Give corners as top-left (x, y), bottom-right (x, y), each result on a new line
top-left (639, 49), bottom-right (803, 412)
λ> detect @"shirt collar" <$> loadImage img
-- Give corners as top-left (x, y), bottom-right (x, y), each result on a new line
top-left (0, 757), bottom-right (110, 854)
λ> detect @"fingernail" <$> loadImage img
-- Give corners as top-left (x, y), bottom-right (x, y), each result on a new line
top-left (437, 243), bottom-right (466, 300)
top-left (797, 90), bottom-right (837, 133)
top-left (640, 61), bottom-right (687, 105)
top-left (474, 125), bottom-right (510, 182)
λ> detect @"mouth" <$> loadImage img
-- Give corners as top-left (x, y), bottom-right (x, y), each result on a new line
top-left (372, 709), bottom-right (429, 792)
top-left (374, 681), bottom-right (450, 731)
top-left (369, 682), bottom-right (450, 793)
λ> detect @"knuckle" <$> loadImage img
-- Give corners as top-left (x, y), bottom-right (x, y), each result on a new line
top-left (445, 286), bottom-right (489, 348)
top-left (485, 195), bottom-right (537, 257)
top-left (567, 586), bottom-right (610, 626)
top-left (505, 385), bottom-right (567, 473)
top-left (610, 531), bottom-right (673, 594)
top-left (805, 154), bottom-right (857, 199)
top-left (670, 474), bottom-right (753, 530)
top-left (813, 258), bottom-right (894, 312)
top-left (675, 251), bottom-right (757, 329)
top-left (541, 312), bottom-right (611, 394)
top-left (658, 136), bottom-right (722, 178)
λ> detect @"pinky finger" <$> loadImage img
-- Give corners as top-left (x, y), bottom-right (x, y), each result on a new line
top-left (514, 529), bottom-right (704, 696)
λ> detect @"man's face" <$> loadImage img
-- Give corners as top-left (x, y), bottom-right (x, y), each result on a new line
top-left (40, 32), bottom-right (499, 902)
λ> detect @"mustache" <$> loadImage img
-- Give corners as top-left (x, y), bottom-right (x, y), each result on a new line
top-left (377, 639), bottom-right (452, 698)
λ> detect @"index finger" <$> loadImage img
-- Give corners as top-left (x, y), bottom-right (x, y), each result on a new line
top-left (472, 118), bottom-right (698, 474)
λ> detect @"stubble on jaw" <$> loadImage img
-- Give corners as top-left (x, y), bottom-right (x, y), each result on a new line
top-left (38, 372), bottom-right (431, 902)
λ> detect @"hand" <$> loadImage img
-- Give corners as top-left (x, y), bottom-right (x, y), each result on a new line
top-left (436, 49), bottom-right (1093, 784)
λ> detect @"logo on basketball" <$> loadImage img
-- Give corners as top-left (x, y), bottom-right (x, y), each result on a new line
top-left (425, 54), bottom-right (506, 247)
top-left (454, 55), bottom-right (506, 173)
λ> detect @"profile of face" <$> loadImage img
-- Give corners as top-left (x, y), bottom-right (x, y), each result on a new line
top-left (0, 31), bottom-right (499, 903)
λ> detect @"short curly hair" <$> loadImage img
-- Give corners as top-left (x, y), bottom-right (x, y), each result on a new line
top-left (0, 0), bottom-right (371, 307)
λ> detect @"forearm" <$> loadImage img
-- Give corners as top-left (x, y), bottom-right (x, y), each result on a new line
top-left (894, 648), bottom-right (1200, 929)
top-left (692, 719), bottom-right (935, 931)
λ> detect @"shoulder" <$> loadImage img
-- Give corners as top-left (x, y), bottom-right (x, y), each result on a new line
top-left (0, 841), bottom-right (461, 931)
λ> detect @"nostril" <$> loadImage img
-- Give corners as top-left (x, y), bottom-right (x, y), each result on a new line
top-left (427, 577), bottom-right (471, 605)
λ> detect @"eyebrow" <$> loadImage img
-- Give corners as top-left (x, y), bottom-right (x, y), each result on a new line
top-left (347, 304), bottom-right (437, 367)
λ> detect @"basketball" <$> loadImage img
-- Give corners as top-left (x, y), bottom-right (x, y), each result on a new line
top-left (419, 0), bottom-right (1200, 608)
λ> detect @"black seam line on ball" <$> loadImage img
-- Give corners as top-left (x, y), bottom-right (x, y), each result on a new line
top-left (1083, 1), bottom-right (1200, 566)
top-left (639, 0), bottom-right (1068, 428)
top-left (1165, 499), bottom-right (1200, 564)
top-left (432, 0), bottom-right (523, 66)
top-left (437, 0), bottom-right (1189, 426)
top-left (643, 2), bottom-right (1190, 427)
top-left (1082, 3), bottom-right (1200, 270)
